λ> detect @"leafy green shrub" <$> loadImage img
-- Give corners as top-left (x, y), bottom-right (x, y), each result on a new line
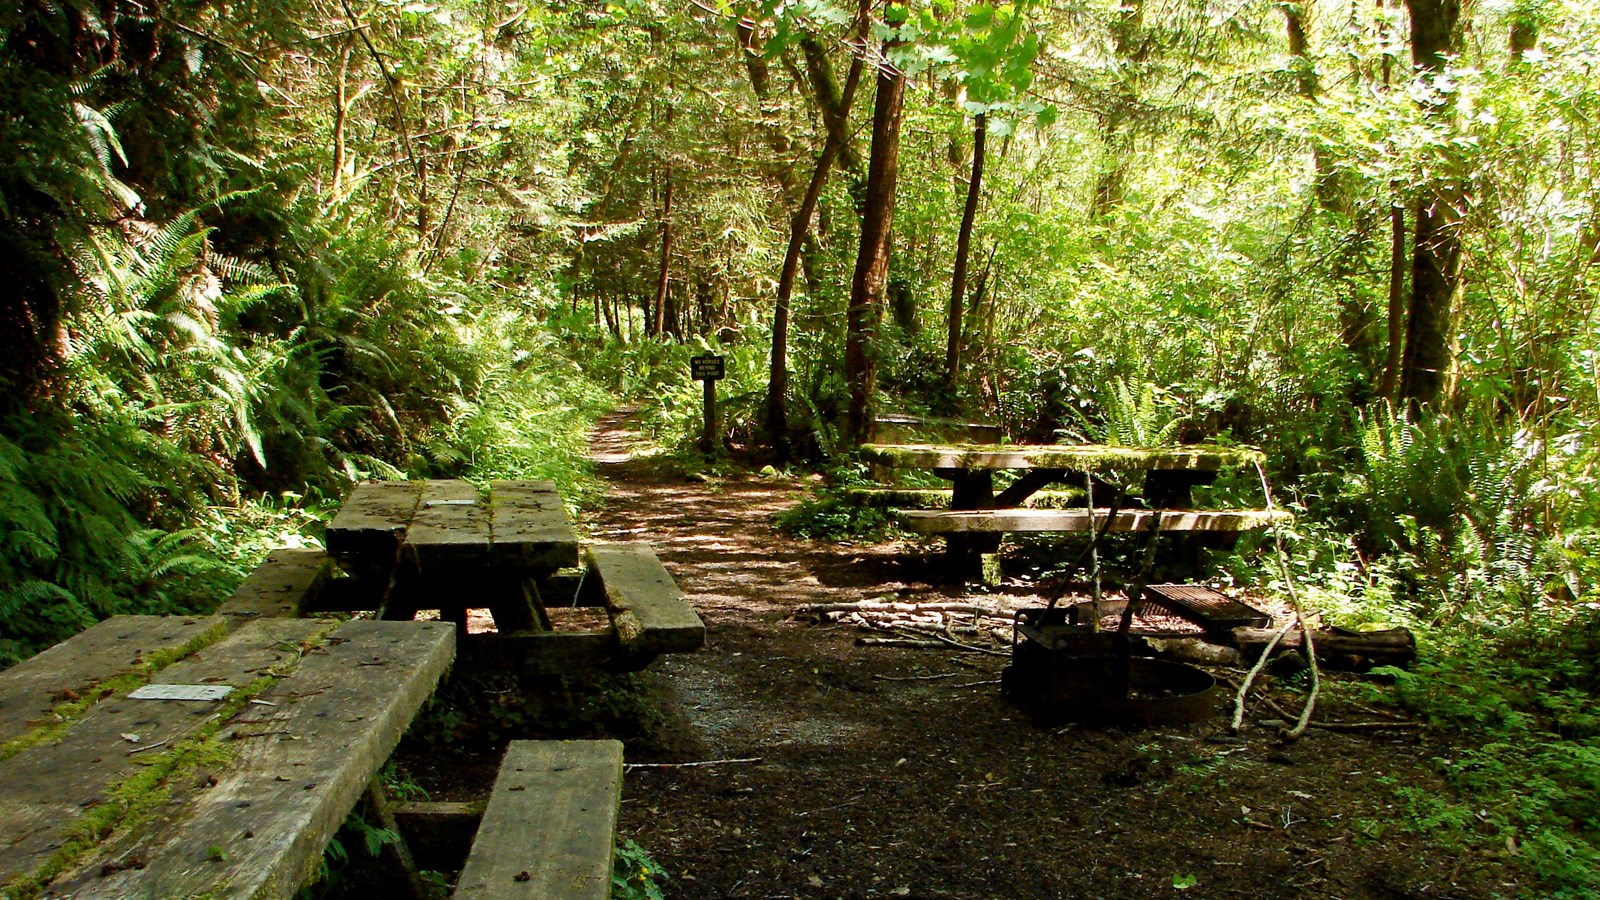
top-left (773, 492), bottom-right (892, 541)
top-left (612, 839), bottom-right (668, 900)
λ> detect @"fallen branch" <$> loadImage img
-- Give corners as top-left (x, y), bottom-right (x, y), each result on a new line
top-left (1308, 720), bottom-right (1426, 733)
top-left (1230, 615), bottom-right (1297, 734)
top-left (894, 627), bottom-right (1010, 657)
top-left (857, 637), bottom-right (944, 649)
top-left (625, 757), bottom-right (763, 770)
top-left (872, 671), bottom-right (963, 681)
top-left (864, 620), bottom-right (980, 636)
top-left (1257, 460), bottom-right (1319, 742)
top-left (797, 600), bottom-right (1006, 617)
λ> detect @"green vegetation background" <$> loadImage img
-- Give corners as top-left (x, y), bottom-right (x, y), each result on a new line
top-left (1, 0), bottom-right (1598, 892)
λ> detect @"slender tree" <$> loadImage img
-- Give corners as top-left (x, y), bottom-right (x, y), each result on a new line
top-left (766, 5), bottom-right (870, 454)
top-left (945, 112), bottom-right (987, 391)
top-left (845, 35), bottom-right (907, 446)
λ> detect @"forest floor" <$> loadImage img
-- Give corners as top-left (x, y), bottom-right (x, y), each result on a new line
top-left (397, 411), bottom-right (1521, 899)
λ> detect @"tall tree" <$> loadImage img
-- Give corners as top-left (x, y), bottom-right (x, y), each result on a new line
top-left (945, 112), bottom-right (986, 390)
top-left (766, 6), bottom-right (870, 454)
top-left (1398, 0), bottom-right (1464, 410)
top-left (1091, 0), bottom-right (1145, 220)
top-left (845, 35), bottom-right (908, 446)
top-left (1286, 1), bottom-right (1379, 390)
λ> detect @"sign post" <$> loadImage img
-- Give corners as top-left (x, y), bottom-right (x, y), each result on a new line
top-left (690, 354), bottom-right (725, 453)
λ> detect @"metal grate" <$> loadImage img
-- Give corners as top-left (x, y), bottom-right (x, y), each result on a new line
top-left (1143, 583), bottom-right (1270, 630)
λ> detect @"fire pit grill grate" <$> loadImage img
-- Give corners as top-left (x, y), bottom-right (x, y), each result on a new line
top-left (1143, 583), bottom-right (1269, 630)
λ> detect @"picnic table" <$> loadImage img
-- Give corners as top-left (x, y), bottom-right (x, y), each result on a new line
top-left (315, 479), bottom-right (703, 674)
top-left (324, 479), bottom-right (578, 635)
top-left (0, 614), bottom-right (454, 898)
top-left (859, 442), bottom-right (1291, 580)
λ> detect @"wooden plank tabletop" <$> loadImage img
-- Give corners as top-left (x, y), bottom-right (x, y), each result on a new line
top-left (324, 481), bottom-right (423, 563)
top-left (859, 442), bottom-right (1265, 472)
top-left (490, 480), bottom-right (579, 570)
top-left (406, 479), bottom-right (490, 570)
top-left (0, 617), bottom-right (454, 899)
top-left (325, 480), bottom-right (577, 574)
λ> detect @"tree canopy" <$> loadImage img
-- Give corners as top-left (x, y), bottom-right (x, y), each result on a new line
top-left (4, 0), bottom-right (1600, 889)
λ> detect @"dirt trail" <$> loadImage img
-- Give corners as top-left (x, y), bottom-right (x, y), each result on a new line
top-left (583, 412), bottom-right (1515, 900)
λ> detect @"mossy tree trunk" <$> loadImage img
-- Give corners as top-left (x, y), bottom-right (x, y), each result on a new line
top-left (845, 41), bottom-right (907, 446)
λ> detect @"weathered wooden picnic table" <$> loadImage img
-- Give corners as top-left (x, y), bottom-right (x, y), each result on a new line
top-left (0, 614), bottom-right (454, 898)
top-left (317, 479), bottom-right (703, 674)
top-left (859, 442), bottom-right (1291, 580)
top-left (324, 479), bottom-right (576, 634)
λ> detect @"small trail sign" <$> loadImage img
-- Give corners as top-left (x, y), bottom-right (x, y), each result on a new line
top-left (691, 354), bottom-right (724, 453)
top-left (691, 354), bottom-right (725, 381)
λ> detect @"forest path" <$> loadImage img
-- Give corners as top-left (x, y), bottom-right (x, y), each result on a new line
top-left (582, 409), bottom-right (1510, 899)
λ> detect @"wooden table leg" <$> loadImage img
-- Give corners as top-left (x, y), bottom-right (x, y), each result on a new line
top-left (485, 574), bottom-right (543, 634)
top-left (942, 469), bottom-right (995, 582)
top-left (363, 778), bottom-right (429, 900)
top-left (1142, 470), bottom-right (1218, 575)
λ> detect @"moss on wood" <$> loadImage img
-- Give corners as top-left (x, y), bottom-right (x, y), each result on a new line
top-left (0, 621), bottom-right (342, 899)
top-left (859, 442), bottom-right (1265, 473)
top-left (0, 618), bottom-right (231, 763)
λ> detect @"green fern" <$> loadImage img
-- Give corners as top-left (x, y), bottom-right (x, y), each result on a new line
top-left (1064, 378), bottom-right (1187, 447)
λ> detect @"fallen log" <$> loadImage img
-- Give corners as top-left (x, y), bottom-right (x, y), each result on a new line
top-left (1232, 624), bottom-right (1415, 671)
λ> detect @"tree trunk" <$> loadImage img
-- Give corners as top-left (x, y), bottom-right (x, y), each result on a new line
top-left (1283, 3), bottom-right (1338, 209)
top-left (765, 5), bottom-right (869, 455)
top-left (330, 39), bottom-right (354, 198)
top-left (652, 169), bottom-right (673, 338)
top-left (845, 41), bottom-right (907, 447)
top-left (1091, 0), bottom-right (1144, 220)
top-left (1399, 0), bottom-right (1464, 410)
top-left (736, 17), bottom-right (796, 195)
top-left (945, 113), bottom-right (986, 391)
top-left (800, 34), bottom-right (867, 185)
top-left (1380, 202), bottom-right (1407, 399)
top-left (1508, 0), bottom-right (1538, 64)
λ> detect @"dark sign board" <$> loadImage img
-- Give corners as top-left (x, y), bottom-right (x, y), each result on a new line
top-left (691, 354), bottom-right (725, 381)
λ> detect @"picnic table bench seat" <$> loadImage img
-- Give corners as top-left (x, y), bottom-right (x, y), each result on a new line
top-left (452, 740), bottom-right (623, 900)
top-left (460, 542), bottom-right (705, 675)
top-left (214, 547), bottom-right (332, 622)
top-left (840, 486), bottom-right (1085, 509)
top-left (897, 507), bottom-right (1293, 535)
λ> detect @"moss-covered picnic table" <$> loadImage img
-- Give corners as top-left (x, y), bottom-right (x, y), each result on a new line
top-left (859, 442), bottom-right (1290, 580)
top-left (0, 614), bottom-right (454, 898)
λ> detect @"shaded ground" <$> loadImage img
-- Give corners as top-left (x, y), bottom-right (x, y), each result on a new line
top-left (401, 412), bottom-right (1519, 899)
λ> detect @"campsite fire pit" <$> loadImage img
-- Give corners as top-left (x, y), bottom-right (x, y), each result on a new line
top-left (1001, 607), bottom-right (1217, 726)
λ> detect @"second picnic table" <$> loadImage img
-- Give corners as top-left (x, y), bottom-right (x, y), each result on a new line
top-left (859, 442), bottom-right (1291, 580)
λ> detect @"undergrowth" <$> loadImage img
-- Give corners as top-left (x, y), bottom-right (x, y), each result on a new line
top-left (1368, 641), bottom-right (1600, 897)
top-left (772, 491), bottom-right (893, 541)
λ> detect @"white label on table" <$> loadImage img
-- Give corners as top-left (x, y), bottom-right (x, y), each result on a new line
top-left (128, 684), bottom-right (235, 701)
